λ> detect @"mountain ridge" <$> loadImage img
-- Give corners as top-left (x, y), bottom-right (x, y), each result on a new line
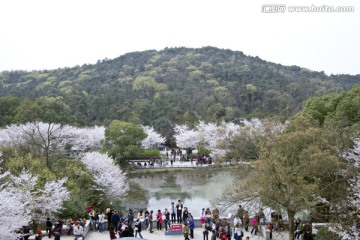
top-left (0, 46), bottom-right (359, 128)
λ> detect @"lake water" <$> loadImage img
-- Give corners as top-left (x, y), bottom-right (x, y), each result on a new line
top-left (127, 168), bottom-right (242, 216)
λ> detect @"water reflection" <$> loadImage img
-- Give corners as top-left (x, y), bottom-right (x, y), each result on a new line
top-left (128, 169), bottom-right (243, 214)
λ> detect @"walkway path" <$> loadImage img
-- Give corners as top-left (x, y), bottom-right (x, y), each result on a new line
top-left (58, 227), bottom-right (291, 240)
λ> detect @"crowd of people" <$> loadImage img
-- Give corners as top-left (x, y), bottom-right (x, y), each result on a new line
top-left (103, 201), bottom-right (261, 240)
top-left (133, 148), bottom-right (213, 168)
top-left (19, 202), bottom-right (315, 240)
top-left (16, 215), bottom-right (94, 240)
top-left (21, 203), bottom-right (257, 240)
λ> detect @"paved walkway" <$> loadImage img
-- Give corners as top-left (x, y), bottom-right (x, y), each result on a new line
top-left (134, 159), bottom-right (214, 168)
top-left (56, 228), bottom-right (291, 240)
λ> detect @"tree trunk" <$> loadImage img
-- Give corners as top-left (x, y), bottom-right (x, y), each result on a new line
top-left (287, 210), bottom-right (295, 240)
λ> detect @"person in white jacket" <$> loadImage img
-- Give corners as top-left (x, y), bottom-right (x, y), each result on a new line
top-left (98, 211), bottom-right (105, 232)
top-left (234, 216), bottom-right (242, 228)
top-left (234, 223), bottom-right (244, 240)
top-left (73, 223), bottom-right (84, 240)
top-left (170, 202), bottom-right (176, 224)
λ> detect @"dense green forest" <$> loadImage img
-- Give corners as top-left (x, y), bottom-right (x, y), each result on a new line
top-left (0, 47), bottom-right (359, 129)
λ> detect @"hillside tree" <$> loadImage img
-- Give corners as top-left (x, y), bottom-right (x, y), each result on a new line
top-left (81, 152), bottom-right (128, 199)
top-left (101, 120), bottom-right (146, 165)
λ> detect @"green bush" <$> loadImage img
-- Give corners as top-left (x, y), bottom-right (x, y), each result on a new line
top-left (315, 228), bottom-right (341, 240)
top-left (197, 147), bottom-right (211, 156)
top-left (137, 149), bottom-right (161, 157)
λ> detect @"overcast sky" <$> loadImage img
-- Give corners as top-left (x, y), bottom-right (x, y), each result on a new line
top-left (0, 0), bottom-right (359, 75)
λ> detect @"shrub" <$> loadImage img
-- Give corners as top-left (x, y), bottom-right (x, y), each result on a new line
top-left (315, 228), bottom-right (341, 240)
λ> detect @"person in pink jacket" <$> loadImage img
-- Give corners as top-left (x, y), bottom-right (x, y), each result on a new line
top-left (251, 215), bottom-right (258, 235)
top-left (156, 209), bottom-right (163, 230)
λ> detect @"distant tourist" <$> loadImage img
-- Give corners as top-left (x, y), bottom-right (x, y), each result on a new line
top-left (148, 210), bottom-right (154, 233)
top-left (134, 218), bottom-right (143, 238)
top-left (183, 222), bottom-right (190, 240)
top-left (164, 208), bottom-right (171, 231)
top-left (98, 211), bottom-right (105, 232)
top-left (183, 207), bottom-right (189, 223)
top-left (170, 202), bottom-right (176, 223)
top-left (35, 227), bottom-right (43, 240)
top-left (176, 199), bottom-right (183, 224)
top-left (109, 226), bottom-right (116, 240)
top-left (73, 222), bottom-right (84, 240)
top-left (187, 213), bottom-right (195, 239)
top-left (251, 215), bottom-right (258, 235)
top-left (45, 218), bottom-right (52, 238)
top-left (65, 217), bottom-right (73, 235)
top-left (156, 209), bottom-right (163, 230)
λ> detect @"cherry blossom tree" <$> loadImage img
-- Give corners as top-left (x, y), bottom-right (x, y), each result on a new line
top-left (0, 163), bottom-right (30, 239)
top-left (340, 138), bottom-right (360, 238)
top-left (9, 170), bottom-right (69, 224)
top-left (212, 122), bottom-right (238, 159)
top-left (0, 123), bottom-right (105, 161)
top-left (141, 126), bottom-right (165, 149)
top-left (0, 122), bottom-right (72, 167)
top-left (197, 121), bottom-right (218, 150)
top-left (344, 138), bottom-right (360, 167)
top-left (0, 123), bottom-right (28, 147)
top-left (81, 152), bottom-right (128, 199)
top-left (0, 164), bottom-right (68, 238)
top-left (173, 124), bottom-right (199, 149)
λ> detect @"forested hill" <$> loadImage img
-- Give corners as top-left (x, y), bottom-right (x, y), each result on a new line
top-left (0, 46), bottom-right (359, 127)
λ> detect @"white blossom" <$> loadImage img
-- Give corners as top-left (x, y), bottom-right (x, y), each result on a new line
top-left (0, 162), bottom-right (30, 239)
top-left (197, 121), bottom-right (218, 150)
top-left (344, 138), bottom-right (360, 167)
top-left (81, 152), bottom-right (128, 199)
top-left (66, 126), bottom-right (105, 151)
top-left (0, 123), bottom-right (105, 155)
top-left (9, 170), bottom-right (69, 223)
top-left (0, 166), bottom-right (68, 238)
top-left (174, 125), bottom-right (200, 149)
top-left (141, 126), bottom-right (165, 149)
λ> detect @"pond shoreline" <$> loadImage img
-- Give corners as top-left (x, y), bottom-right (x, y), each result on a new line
top-left (128, 164), bottom-right (250, 176)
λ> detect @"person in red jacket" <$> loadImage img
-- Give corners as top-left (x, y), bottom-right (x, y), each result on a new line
top-left (156, 209), bottom-right (163, 230)
top-left (251, 215), bottom-right (258, 235)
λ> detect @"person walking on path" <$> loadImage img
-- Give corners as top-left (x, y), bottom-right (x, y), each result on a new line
top-left (236, 205), bottom-right (244, 224)
top-left (134, 218), bottom-right (143, 238)
top-left (211, 230), bottom-right (216, 240)
top-left (111, 210), bottom-right (120, 233)
top-left (244, 211), bottom-right (249, 231)
top-left (234, 224), bottom-right (244, 240)
top-left (98, 211), bottom-right (105, 232)
top-left (148, 210), bottom-right (154, 233)
top-left (46, 218), bottom-right (53, 238)
top-left (251, 216), bottom-right (258, 235)
top-left (127, 209), bottom-right (134, 228)
top-left (202, 223), bottom-right (210, 240)
top-left (183, 207), bottom-right (189, 224)
top-left (107, 209), bottom-right (113, 231)
top-left (170, 202), bottom-right (176, 224)
top-left (144, 210), bottom-right (150, 229)
top-left (205, 208), bottom-right (211, 225)
top-left (156, 209), bottom-right (163, 230)
top-left (164, 208), bottom-right (171, 231)
top-left (109, 226), bottom-right (117, 240)
top-left (187, 213), bottom-right (195, 239)
top-left (183, 223), bottom-right (190, 240)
